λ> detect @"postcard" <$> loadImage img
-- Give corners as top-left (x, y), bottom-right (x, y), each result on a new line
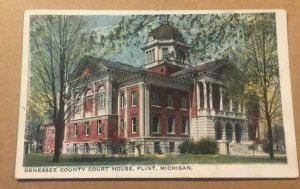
top-left (15, 10), bottom-right (298, 179)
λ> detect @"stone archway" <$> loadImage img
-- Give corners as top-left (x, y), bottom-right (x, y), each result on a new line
top-left (215, 121), bottom-right (223, 140)
top-left (225, 122), bottom-right (233, 142)
top-left (235, 123), bottom-right (242, 143)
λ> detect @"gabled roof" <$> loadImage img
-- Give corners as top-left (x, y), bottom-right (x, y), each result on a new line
top-left (73, 56), bottom-right (143, 79)
top-left (170, 58), bottom-right (229, 77)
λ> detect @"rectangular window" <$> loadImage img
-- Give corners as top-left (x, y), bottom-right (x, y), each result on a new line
top-left (73, 123), bottom-right (78, 137)
top-left (85, 122), bottom-right (90, 136)
top-left (152, 115), bottom-right (160, 133)
top-left (120, 93), bottom-right (125, 108)
top-left (120, 119), bottom-right (125, 134)
top-left (181, 117), bottom-right (189, 134)
top-left (97, 120), bottom-right (102, 135)
top-left (163, 48), bottom-right (168, 60)
top-left (131, 91), bottom-right (137, 106)
top-left (130, 142), bottom-right (136, 153)
top-left (131, 118), bottom-right (137, 133)
top-left (154, 141), bottom-right (161, 153)
top-left (181, 95), bottom-right (188, 109)
top-left (151, 91), bottom-right (161, 106)
top-left (169, 142), bottom-right (175, 153)
top-left (167, 116), bottom-right (175, 134)
top-left (167, 94), bottom-right (174, 108)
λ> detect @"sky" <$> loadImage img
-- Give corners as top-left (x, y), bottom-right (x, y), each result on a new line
top-left (86, 15), bottom-right (147, 67)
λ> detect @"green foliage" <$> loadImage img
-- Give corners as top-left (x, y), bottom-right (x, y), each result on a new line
top-left (178, 138), bottom-right (219, 154)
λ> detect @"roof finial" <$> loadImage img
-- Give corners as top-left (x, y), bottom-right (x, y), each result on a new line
top-left (159, 15), bottom-right (169, 24)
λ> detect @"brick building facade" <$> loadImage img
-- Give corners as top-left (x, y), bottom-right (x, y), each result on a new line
top-left (61, 23), bottom-right (259, 155)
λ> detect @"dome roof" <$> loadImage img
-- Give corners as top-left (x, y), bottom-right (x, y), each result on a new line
top-left (149, 23), bottom-right (185, 43)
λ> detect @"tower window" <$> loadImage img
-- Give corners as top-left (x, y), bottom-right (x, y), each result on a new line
top-left (163, 48), bottom-right (168, 60)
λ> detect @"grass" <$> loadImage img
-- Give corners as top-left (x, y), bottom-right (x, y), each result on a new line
top-left (23, 153), bottom-right (287, 167)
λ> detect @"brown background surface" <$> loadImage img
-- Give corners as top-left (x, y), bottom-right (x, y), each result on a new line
top-left (0, 0), bottom-right (299, 188)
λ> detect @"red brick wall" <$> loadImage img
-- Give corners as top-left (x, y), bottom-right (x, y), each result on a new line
top-left (148, 64), bottom-right (182, 76)
top-left (65, 116), bottom-right (117, 142)
top-left (126, 85), bottom-right (140, 137)
top-left (108, 116), bottom-right (118, 138)
top-left (150, 85), bottom-right (189, 137)
top-left (42, 125), bottom-right (55, 153)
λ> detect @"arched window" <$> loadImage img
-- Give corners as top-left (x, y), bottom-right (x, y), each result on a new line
top-left (97, 86), bottom-right (106, 109)
top-left (215, 121), bottom-right (223, 140)
top-left (225, 122), bottom-right (233, 142)
top-left (235, 123), bottom-right (242, 143)
top-left (84, 89), bottom-right (93, 111)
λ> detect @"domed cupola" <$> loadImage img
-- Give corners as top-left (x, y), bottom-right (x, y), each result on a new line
top-left (142, 23), bottom-right (190, 72)
top-left (148, 23), bottom-right (185, 43)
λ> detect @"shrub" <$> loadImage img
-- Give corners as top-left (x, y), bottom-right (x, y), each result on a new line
top-left (178, 141), bottom-right (189, 154)
top-left (178, 137), bottom-right (219, 154)
top-left (197, 137), bottom-right (219, 154)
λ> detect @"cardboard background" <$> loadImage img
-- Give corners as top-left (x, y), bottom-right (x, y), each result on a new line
top-left (0, 0), bottom-right (299, 188)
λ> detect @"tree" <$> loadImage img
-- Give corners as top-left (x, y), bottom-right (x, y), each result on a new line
top-left (90, 14), bottom-right (242, 64)
top-left (29, 15), bottom-right (90, 162)
top-left (228, 13), bottom-right (281, 159)
top-left (25, 101), bottom-right (44, 153)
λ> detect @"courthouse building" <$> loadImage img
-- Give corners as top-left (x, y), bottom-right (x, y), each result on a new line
top-left (61, 23), bottom-right (259, 155)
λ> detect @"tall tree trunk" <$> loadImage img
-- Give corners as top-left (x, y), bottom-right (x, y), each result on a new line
top-left (35, 124), bottom-right (40, 153)
top-left (266, 114), bottom-right (274, 159)
top-left (52, 118), bottom-right (64, 162)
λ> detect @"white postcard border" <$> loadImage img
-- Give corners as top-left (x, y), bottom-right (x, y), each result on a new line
top-left (15, 9), bottom-right (298, 179)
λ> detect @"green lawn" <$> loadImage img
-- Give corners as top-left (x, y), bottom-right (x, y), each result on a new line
top-left (23, 153), bottom-right (287, 167)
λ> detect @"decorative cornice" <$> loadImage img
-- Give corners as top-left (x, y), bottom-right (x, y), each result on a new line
top-left (116, 71), bottom-right (192, 86)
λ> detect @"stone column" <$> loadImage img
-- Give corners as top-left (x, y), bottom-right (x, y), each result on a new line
top-left (139, 83), bottom-right (144, 138)
top-left (220, 86), bottom-right (223, 111)
top-left (209, 82), bottom-right (213, 110)
top-left (124, 87), bottom-right (128, 138)
top-left (242, 102), bottom-right (246, 118)
top-left (196, 82), bottom-right (200, 111)
top-left (144, 84), bottom-right (150, 137)
top-left (117, 90), bottom-right (121, 135)
top-left (203, 80), bottom-right (207, 109)
top-left (229, 99), bottom-right (233, 112)
top-left (238, 102), bottom-right (242, 113)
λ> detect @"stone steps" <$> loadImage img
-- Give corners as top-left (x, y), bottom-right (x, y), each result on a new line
top-left (229, 142), bottom-right (266, 156)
